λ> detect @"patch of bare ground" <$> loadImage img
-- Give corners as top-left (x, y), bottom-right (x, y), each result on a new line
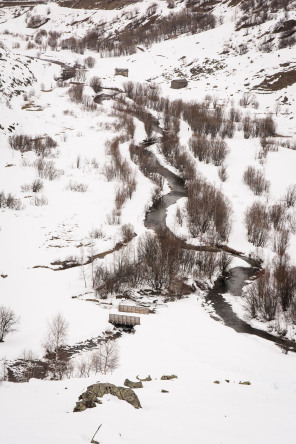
top-left (59, 0), bottom-right (138, 10)
top-left (254, 69), bottom-right (296, 91)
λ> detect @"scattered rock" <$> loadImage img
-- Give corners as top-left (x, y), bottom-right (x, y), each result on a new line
top-left (225, 380), bottom-right (230, 383)
top-left (73, 383), bottom-right (142, 412)
top-left (239, 381), bottom-right (251, 385)
top-left (137, 375), bottom-right (152, 382)
top-left (124, 379), bottom-right (143, 389)
top-left (161, 374), bottom-right (178, 380)
top-left (161, 389), bottom-right (169, 393)
top-left (214, 380), bottom-right (220, 384)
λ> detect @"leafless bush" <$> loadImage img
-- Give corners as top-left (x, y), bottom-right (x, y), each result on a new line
top-left (67, 181), bottom-right (88, 192)
top-left (9, 134), bottom-right (57, 156)
top-left (68, 84), bottom-right (84, 103)
top-left (272, 229), bottom-right (290, 257)
top-left (106, 209), bottom-right (120, 225)
top-left (90, 227), bottom-right (104, 239)
top-left (239, 92), bottom-right (255, 108)
top-left (89, 76), bottom-right (102, 93)
top-left (121, 223), bottom-right (135, 243)
top-left (35, 160), bottom-right (63, 181)
top-left (0, 191), bottom-right (22, 210)
top-left (243, 166), bottom-right (270, 195)
top-left (187, 177), bottom-right (232, 242)
top-left (84, 56), bottom-right (96, 68)
top-left (218, 163), bottom-right (228, 182)
top-left (274, 255), bottom-right (296, 311)
top-left (245, 201), bottom-right (270, 247)
top-left (31, 195), bottom-right (48, 206)
top-left (268, 203), bottom-right (286, 230)
top-left (245, 270), bottom-right (277, 321)
top-left (26, 15), bottom-right (45, 28)
top-left (284, 184), bottom-right (296, 208)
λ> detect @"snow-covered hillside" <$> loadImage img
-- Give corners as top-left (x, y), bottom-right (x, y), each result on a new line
top-left (1, 0), bottom-right (296, 443)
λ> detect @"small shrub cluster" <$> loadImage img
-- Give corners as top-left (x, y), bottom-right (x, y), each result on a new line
top-left (245, 256), bottom-right (296, 322)
top-left (243, 114), bottom-right (276, 139)
top-left (187, 177), bottom-right (232, 242)
top-left (21, 179), bottom-right (44, 193)
top-left (67, 181), bottom-right (88, 192)
top-left (60, 10), bottom-right (216, 58)
top-left (94, 230), bottom-right (231, 297)
top-left (104, 138), bottom-right (137, 220)
top-left (9, 134), bottom-right (57, 157)
top-left (0, 191), bottom-right (22, 210)
top-left (243, 166), bottom-right (270, 195)
top-left (34, 159), bottom-right (63, 181)
top-left (245, 201), bottom-right (270, 247)
top-left (189, 135), bottom-right (229, 166)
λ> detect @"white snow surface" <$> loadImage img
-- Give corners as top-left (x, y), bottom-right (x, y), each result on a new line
top-left (1, 1), bottom-right (296, 443)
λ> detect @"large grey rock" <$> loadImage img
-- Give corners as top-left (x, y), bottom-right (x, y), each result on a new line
top-left (74, 382), bottom-right (141, 412)
top-left (124, 378), bottom-right (143, 389)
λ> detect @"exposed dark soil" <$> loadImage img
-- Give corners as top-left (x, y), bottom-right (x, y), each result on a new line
top-left (254, 69), bottom-right (296, 91)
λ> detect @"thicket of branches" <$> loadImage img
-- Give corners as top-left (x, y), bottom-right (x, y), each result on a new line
top-left (245, 256), bottom-right (296, 323)
top-left (94, 230), bottom-right (232, 298)
top-left (60, 10), bottom-right (216, 57)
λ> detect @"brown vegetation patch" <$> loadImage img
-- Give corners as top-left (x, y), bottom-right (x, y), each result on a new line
top-left (254, 69), bottom-right (296, 91)
top-left (59, 0), bottom-right (138, 10)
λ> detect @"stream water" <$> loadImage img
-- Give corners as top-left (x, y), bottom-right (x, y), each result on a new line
top-left (142, 145), bottom-right (296, 352)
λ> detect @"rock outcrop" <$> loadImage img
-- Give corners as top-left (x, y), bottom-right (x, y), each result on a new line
top-left (161, 374), bottom-right (178, 380)
top-left (73, 383), bottom-right (142, 412)
top-left (137, 375), bottom-right (152, 382)
top-left (124, 378), bottom-right (143, 389)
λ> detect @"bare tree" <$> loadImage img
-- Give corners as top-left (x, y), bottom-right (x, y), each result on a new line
top-left (98, 340), bottom-right (119, 374)
top-left (43, 313), bottom-right (69, 379)
top-left (0, 306), bottom-right (19, 342)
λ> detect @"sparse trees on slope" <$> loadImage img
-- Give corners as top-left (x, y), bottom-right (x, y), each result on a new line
top-left (43, 313), bottom-right (69, 380)
top-left (0, 306), bottom-right (19, 342)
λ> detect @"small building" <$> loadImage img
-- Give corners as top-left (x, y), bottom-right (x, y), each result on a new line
top-left (109, 313), bottom-right (140, 327)
top-left (171, 78), bottom-right (188, 89)
top-left (119, 304), bottom-right (149, 315)
top-left (115, 68), bottom-right (129, 77)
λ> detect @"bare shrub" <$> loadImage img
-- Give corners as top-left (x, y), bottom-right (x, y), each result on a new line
top-left (121, 223), bottom-right (135, 243)
top-left (245, 201), bottom-right (270, 247)
top-left (268, 203), bottom-right (286, 230)
top-left (273, 255), bottom-right (296, 312)
top-left (89, 76), bottom-right (102, 93)
top-left (218, 163), bottom-right (228, 182)
top-left (9, 134), bottom-right (57, 156)
top-left (272, 229), bottom-right (290, 257)
top-left (243, 166), bottom-right (270, 195)
top-left (84, 56), bottom-right (96, 68)
top-left (284, 184), bottom-right (296, 208)
top-left (31, 195), bottom-right (48, 206)
top-left (67, 181), bottom-right (88, 192)
top-left (90, 227), bottom-right (104, 239)
top-left (211, 139), bottom-right (229, 166)
top-left (187, 178), bottom-right (232, 242)
top-left (244, 270), bottom-right (277, 321)
top-left (31, 178), bottom-right (44, 193)
top-left (0, 191), bottom-right (22, 210)
top-left (68, 84), bottom-right (84, 103)
top-left (35, 160), bottom-right (63, 181)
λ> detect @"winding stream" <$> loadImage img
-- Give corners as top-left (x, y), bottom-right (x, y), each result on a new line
top-left (141, 145), bottom-right (296, 352)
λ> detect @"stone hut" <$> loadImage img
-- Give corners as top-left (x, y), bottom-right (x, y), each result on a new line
top-left (171, 78), bottom-right (188, 89)
top-left (115, 68), bottom-right (129, 77)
